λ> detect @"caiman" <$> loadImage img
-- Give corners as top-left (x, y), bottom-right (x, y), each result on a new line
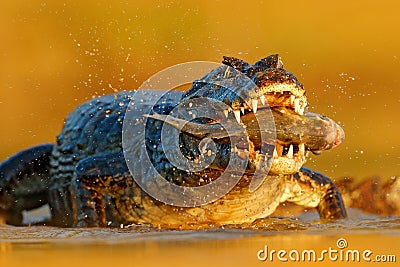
top-left (0, 54), bottom-right (348, 228)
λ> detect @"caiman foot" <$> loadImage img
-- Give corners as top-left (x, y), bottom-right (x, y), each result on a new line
top-left (282, 166), bottom-right (347, 220)
top-left (73, 152), bottom-right (129, 227)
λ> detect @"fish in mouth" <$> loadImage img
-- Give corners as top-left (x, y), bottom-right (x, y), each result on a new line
top-left (148, 106), bottom-right (344, 176)
top-left (0, 54), bottom-right (347, 228)
top-left (136, 54), bottom-right (347, 226)
top-left (170, 54), bottom-right (344, 177)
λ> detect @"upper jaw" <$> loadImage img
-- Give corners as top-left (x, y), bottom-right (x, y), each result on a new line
top-left (248, 65), bottom-right (307, 113)
top-left (182, 61), bottom-right (308, 125)
top-left (221, 54), bottom-right (308, 117)
top-left (234, 83), bottom-right (308, 123)
top-left (252, 83), bottom-right (308, 115)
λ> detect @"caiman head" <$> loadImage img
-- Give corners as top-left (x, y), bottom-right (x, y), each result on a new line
top-left (149, 54), bottom-right (344, 180)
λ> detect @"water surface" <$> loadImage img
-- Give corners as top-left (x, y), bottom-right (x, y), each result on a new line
top-left (1, 211), bottom-right (399, 267)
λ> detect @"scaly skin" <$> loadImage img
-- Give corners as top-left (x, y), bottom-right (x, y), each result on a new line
top-left (335, 176), bottom-right (400, 216)
top-left (0, 55), bottom-right (347, 228)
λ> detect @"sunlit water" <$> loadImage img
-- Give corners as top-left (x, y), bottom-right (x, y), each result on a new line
top-left (1, 209), bottom-right (399, 267)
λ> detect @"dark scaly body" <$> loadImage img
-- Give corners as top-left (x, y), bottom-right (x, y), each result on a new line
top-left (0, 55), bottom-right (348, 227)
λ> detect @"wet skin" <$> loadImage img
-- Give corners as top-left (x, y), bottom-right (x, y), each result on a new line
top-left (0, 55), bottom-right (347, 228)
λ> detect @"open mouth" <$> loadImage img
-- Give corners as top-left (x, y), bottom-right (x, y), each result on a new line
top-left (237, 105), bottom-right (308, 175)
top-left (147, 88), bottom-right (342, 175)
top-left (228, 87), bottom-right (308, 126)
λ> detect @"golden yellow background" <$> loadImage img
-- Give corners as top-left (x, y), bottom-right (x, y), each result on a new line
top-left (1, 0), bottom-right (399, 180)
top-left (0, 1), bottom-right (400, 267)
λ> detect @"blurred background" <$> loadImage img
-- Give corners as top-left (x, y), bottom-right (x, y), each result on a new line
top-left (0, 0), bottom-right (399, 181)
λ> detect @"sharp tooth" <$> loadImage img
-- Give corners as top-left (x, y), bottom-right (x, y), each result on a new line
top-left (294, 98), bottom-right (299, 108)
top-left (240, 107), bottom-right (245, 114)
top-left (273, 148), bottom-right (278, 158)
top-left (294, 98), bottom-right (300, 113)
top-left (260, 95), bottom-right (266, 105)
top-left (298, 107), bottom-right (304, 115)
top-left (299, 143), bottom-right (305, 156)
top-left (287, 144), bottom-right (294, 159)
top-left (252, 99), bottom-right (258, 113)
top-left (290, 95), bottom-right (295, 105)
top-left (224, 67), bottom-right (230, 78)
top-left (234, 110), bottom-right (241, 124)
top-left (223, 109), bottom-right (229, 118)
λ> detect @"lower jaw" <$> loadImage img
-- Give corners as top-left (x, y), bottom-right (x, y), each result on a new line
top-left (268, 156), bottom-right (306, 175)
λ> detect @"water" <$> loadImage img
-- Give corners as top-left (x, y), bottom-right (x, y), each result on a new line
top-left (1, 210), bottom-right (399, 267)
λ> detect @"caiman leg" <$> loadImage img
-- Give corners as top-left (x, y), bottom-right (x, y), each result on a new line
top-left (282, 166), bottom-right (347, 219)
top-left (0, 144), bottom-right (53, 225)
top-left (73, 152), bottom-right (129, 227)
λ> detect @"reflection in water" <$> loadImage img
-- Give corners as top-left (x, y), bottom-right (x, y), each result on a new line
top-left (0, 213), bottom-right (399, 267)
